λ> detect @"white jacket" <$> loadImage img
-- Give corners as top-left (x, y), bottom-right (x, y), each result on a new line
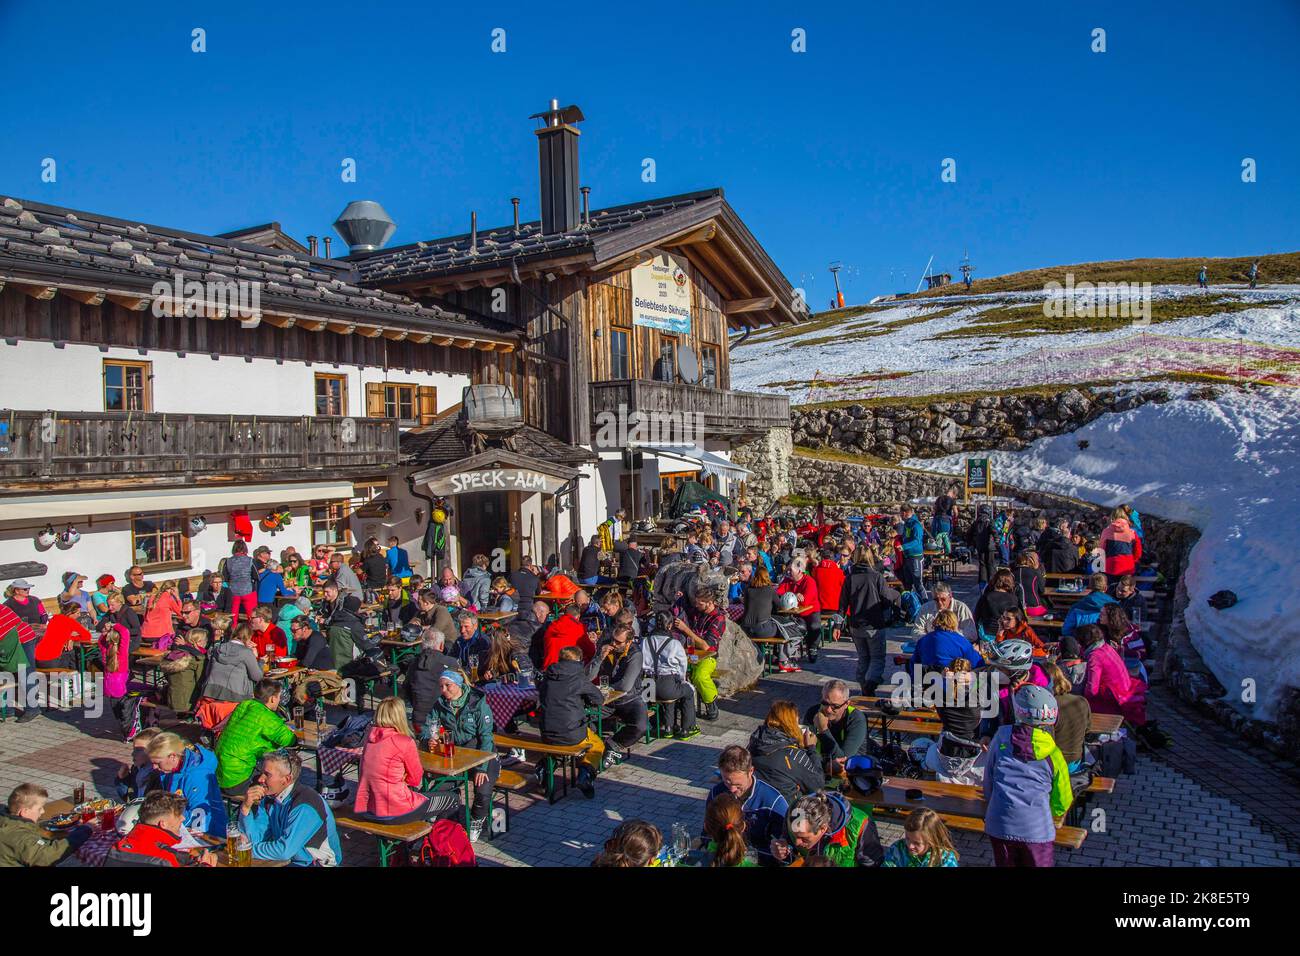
top-left (910, 598), bottom-right (977, 642)
top-left (641, 632), bottom-right (688, 681)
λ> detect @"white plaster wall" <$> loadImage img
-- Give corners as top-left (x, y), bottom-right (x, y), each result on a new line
top-left (0, 340), bottom-right (468, 417)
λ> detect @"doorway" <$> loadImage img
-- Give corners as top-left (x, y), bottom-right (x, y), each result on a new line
top-left (457, 491), bottom-right (511, 571)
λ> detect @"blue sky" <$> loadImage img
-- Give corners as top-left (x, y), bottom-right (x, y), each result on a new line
top-left (2, 0), bottom-right (1297, 305)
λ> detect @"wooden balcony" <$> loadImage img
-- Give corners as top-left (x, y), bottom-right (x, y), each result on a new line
top-left (0, 411), bottom-right (398, 490)
top-left (589, 379), bottom-right (789, 441)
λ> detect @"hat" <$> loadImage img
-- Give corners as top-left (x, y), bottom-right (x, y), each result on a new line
top-left (10, 578), bottom-right (32, 589)
top-left (440, 669), bottom-right (466, 688)
top-left (62, 571), bottom-right (85, 589)
top-left (96, 573), bottom-right (116, 589)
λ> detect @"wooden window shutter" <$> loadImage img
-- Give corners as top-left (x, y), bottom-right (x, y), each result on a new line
top-left (417, 386), bottom-right (438, 425)
top-left (365, 382), bottom-right (386, 417)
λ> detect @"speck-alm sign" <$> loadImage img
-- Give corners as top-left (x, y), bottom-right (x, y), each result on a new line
top-left (631, 253), bottom-right (692, 334)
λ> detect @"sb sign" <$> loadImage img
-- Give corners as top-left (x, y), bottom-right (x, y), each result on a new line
top-left (965, 458), bottom-right (992, 499)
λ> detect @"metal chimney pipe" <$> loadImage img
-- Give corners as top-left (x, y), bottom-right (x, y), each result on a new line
top-left (322, 237), bottom-right (332, 258)
top-left (307, 235), bottom-right (318, 256)
top-left (580, 186), bottom-right (591, 226)
top-left (549, 97), bottom-right (559, 125)
top-left (511, 197), bottom-right (520, 234)
top-left (470, 211), bottom-right (478, 254)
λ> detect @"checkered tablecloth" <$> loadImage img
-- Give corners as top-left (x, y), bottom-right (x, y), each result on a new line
top-left (727, 604), bottom-right (745, 622)
top-left (319, 745), bottom-right (364, 777)
top-left (77, 828), bottom-right (119, 866)
top-left (482, 681), bottom-right (539, 727)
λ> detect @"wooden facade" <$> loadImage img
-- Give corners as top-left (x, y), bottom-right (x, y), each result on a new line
top-left (0, 287), bottom-right (487, 377)
top-left (0, 410), bottom-right (396, 490)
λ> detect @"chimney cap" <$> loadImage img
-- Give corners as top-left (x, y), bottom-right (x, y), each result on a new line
top-left (333, 200), bottom-right (397, 254)
top-left (530, 101), bottom-right (584, 127)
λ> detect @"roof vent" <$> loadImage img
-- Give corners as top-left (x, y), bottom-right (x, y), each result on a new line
top-left (333, 200), bottom-right (397, 254)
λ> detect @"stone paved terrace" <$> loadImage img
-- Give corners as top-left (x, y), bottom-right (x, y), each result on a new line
top-left (3, 563), bottom-right (1298, 868)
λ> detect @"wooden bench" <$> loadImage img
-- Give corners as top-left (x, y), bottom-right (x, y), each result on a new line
top-left (334, 810), bottom-right (431, 867)
top-left (851, 696), bottom-right (1126, 738)
top-left (493, 731), bottom-right (591, 803)
top-left (751, 636), bottom-right (786, 675)
top-left (843, 777), bottom-right (1088, 850)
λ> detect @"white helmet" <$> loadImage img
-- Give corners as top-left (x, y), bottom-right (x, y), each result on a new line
top-left (36, 524), bottom-right (57, 547)
top-left (60, 525), bottom-right (81, 546)
top-left (188, 515), bottom-right (208, 535)
top-left (777, 592), bottom-right (800, 612)
top-left (1013, 684), bottom-right (1059, 727)
top-left (115, 798), bottom-right (146, 835)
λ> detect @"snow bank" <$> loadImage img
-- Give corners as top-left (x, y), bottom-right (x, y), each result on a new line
top-left (904, 388), bottom-right (1300, 720)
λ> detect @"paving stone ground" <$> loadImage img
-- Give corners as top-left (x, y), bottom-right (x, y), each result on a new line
top-left (4, 562), bottom-right (1297, 867)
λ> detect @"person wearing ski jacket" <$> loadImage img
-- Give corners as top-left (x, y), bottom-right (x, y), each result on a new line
top-left (749, 715), bottom-right (823, 806)
top-left (775, 789), bottom-right (883, 867)
top-left (215, 682), bottom-right (296, 792)
top-left (1060, 577), bottom-right (1118, 637)
top-left (150, 735), bottom-right (228, 837)
top-left (1099, 511), bottom-right (1142, 578)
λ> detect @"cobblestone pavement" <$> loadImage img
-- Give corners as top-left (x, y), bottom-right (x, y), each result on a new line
top-left (3, 565), bottom-right (1298, 867)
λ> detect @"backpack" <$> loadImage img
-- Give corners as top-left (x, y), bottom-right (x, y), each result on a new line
top-left (898, 590), bottom-right (922, 624)
top-left (411, 819), bottom-right (476, 867)
top-left (324, 712), bottom-right (374, 749)
top-left (119, 693), bottom-right (150, 741)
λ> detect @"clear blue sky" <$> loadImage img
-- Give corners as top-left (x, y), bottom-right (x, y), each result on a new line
top-left (2, 0), bottom-right (1297, 305)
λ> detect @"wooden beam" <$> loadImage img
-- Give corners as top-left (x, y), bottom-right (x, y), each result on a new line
top-left (411, 333), bottom-right (434, 344)
top-left (106, 292), bottom-right (150, 311)
top-left (432, 336), bottom-right (455, 346)
top-left (299, 319), bottom-right (328, 332)
top-left (262, 313), bottom-right (297, 329)
top-left (722, 296), bottom-right (776, 315)
top-left (357, 326), bottom-right (384, 338)
top-left (663, 222), bottom-right (717, 247)
top-left (61, 288), bottom-right (106, 306)
top-left (382, 329), bottom-right (409, 341)
top-left (11, 280), bottom-right (57, 300)
top-left (326, 321), bottom-right (357, 335)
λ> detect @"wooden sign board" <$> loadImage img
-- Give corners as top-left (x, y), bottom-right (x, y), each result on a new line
top-left (427, 468), bottom-right (567, 497)
top-left (964, 458), bottom-right (992, 500)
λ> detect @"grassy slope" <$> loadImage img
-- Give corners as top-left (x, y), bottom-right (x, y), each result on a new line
top-left (907, 251), bottom-right (1300, 298)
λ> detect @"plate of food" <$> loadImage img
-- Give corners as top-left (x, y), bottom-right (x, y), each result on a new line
top-left (77, 798), bottom-right (115, 814)
top-left (46, 812), bottom-right (82, 830)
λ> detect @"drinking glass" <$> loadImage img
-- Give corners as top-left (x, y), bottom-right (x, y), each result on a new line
top-left (671, 822), bottom-right (690, 861)
top-left (226, 822), bottom-right (242, 863)
top-left (599, 675), bottom-right (610, 693)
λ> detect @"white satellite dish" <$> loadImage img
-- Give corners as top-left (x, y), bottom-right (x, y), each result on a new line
top-left (678, 346), bottom-right (700, 385)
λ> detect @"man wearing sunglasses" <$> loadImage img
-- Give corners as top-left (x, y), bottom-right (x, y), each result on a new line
top-left (801, 679), bottom-right (868, 777)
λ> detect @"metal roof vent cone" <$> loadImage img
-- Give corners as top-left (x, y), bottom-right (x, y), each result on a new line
top-left (333, 200), bottom-right (397, 253)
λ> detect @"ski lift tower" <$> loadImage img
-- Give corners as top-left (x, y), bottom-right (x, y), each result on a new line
top-left (829, 261), bottom-right (845, 309)
top-left (960, 249), bottom-right (975, 289)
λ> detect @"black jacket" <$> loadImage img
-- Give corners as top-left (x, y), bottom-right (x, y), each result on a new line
top-left (510, 568), bottom-right (542, 609)
top-left (1014, 564), bottom-right (1051, 612)
top-left (967, 513), bottom-right (996, 555)
top-left (505, 615), bottom-right (545, 658)
top-left (748, 724), bottom-right (823, 805)
top-left (296, 627), bottom-right (334, 671)
top-left (108, 606), bottom-right (143, 653)
top-left (587, 644), bottom-right (644, 698)
top-left (840, 563), bottom-right (899, 629)
top-left (578, 545), bottom-right (601, 579)
top-left (612, 542), bottom-right (644, 580)
top-left (801, 702), bottom-right (868, 765)
top-left (361, 554), bottom-right (389, 587)
top-left (539, 658), bottom-right (602, 745)
top-left (1038, 528), bottom-right (1079, 574)
top-left (324, 594), bottom-right (375, 653)
top-left (741, 584), bottom-right (776, 636)
top-left (404, 648), bottom-right (461, 727)
top-left (973, 588), bottom-right (1019, 636)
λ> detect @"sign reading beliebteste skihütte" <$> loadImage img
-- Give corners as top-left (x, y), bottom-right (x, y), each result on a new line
top-left (965, 457), bottom-right (992, 499)
top-left (630, 252), bottom-right (692, 334)
top-left (429, 469), bottom-right (567, 497)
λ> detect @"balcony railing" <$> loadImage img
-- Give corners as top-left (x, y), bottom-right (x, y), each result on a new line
top-left (0, 411), bottom-right (398, 486)
top-left (589, 379), bottom-right (790, 441)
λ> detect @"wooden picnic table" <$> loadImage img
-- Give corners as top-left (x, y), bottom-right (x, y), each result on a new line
top-left (849, 696), bottom-right (1125, 737)
top-left (775, 605), bottom-right (815, 616)
top-left (477, 610), bottom-right (517, 623)
top-left (1044, 572), bottom-right (1088, 582)
top-left (842, 777), bottom-right (1087, 849)
top-left (419, 745), bottom-right (497, 832)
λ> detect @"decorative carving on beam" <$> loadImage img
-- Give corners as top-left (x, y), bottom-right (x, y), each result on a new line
top-left (61, 288), bottom-right (107, 306)
top-left (105, 293), bottom-right (150, 311)
top-left (11, 280), bottom-right (57, 300)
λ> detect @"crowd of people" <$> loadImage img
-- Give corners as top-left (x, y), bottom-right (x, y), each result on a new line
top-left (0, 486), bottom-right (1159, 868)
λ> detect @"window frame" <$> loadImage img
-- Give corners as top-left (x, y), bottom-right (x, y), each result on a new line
top-left (383, 383), bottom-right (418, 425)
top-left (130, 511), bottom-right (190, 573)
top-left (700, 345), bottom-right (719, 389)
top-left (609, 327), bottom-right (631, 380)
top-left (314, 373), bottom-right (348, 417)
top-left (103, 359), bottom-right (153, 412)
top-left (310, 500), bottom-right (352, 547)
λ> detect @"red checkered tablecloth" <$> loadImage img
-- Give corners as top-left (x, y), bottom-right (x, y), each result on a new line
top-left (319, 745), bottom-right (363, 777)
top-left (482, 681), bottom-right (539, 727)
top-left (77, 828), bottom-right (119, 866)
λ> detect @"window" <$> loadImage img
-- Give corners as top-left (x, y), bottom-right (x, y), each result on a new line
top-left (701, 346), bottom-right (719, 388)
top-left (311, 501), bottom-right (351, 546)
top-left (365, 382), bottom-right (438, 425)
top-left (131, 512), bottom-right (189, 571)
top-left (609, 328), bottom-right (630, 379)
top-left (315, 373), bottom-right (348, 416)
top-left (654, 340), bottom-right (676, 383)
top-left (104, 360), bottom-right (152, 412)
